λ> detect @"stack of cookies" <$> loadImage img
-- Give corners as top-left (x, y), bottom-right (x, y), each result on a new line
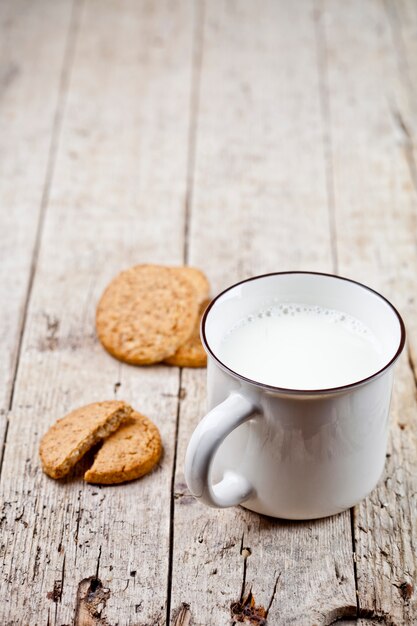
top-left (95, 264), bottom-right (211, 368)
top-left (40, 401), bottom-right (162, 485)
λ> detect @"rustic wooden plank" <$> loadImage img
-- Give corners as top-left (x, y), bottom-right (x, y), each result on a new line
top-left (321, 0), bottom-right (417, 623)
top-left (0, 0), bottom-right (195, 624)
top-left (0, 0), bottom-right (74, 449)
top-left (385, 0), bottom-right (417, 136)
top-left (170, 1), bottom-right (358, 624)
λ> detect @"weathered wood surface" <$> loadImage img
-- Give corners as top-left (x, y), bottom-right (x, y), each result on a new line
top-left (0, 0), bottom-right (74, 453)
top-left (322, 1), bottom-right (417, 623)
top-left (0, 0), bottom-right (194, 623)
top-left (0, 0), bottom-right (416, 625)
top-left (170, 1), bottom-right (357, 624)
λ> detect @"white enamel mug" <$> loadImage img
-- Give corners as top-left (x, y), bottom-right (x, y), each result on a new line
top-left (184, 272), bottom-right (405, 520)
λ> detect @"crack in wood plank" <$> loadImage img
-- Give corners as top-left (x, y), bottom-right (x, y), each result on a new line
top-left (350, 506), bottom-right (360, 618)
top-left (95, 545), bottom-right (102, 580)
top-left (406, 343), bottom-right (417, 396)
top-left (391, 108), bottom-right (417, 196)
top-left (47, 555), bottom-right (66, 604)
top-left (183, 0), bottom-right (205, 267)
top-left (166, 370), bottom-right (184, 626)
top-left (239, 533), bottom-right (251, 602)
top-left (265, 573), bottom-right (281, 617)
top-left (74, 489), bottom-right (83, 559)
top-left (231, 536), bottom-right (280, 625)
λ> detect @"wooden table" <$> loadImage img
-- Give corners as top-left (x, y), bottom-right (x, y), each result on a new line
top-left (1, 0), bottom-right (416, 624)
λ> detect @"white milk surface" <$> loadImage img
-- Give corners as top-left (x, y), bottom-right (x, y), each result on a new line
top-left (218, 303), bottom-right (385, 390)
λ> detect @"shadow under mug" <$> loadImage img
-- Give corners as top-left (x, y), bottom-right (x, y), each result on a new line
top-left (184, 271), bottom-right (406, 520)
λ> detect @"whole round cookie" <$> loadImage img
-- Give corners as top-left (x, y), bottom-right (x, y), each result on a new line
top-left (164, 299), bottom-right (209, 367)
top-left (84, 410), bottom-right (162, 484)
top-left (96, 264), bottom-right (199, 364)
top-left (171, 266), bottom-right (210, 304)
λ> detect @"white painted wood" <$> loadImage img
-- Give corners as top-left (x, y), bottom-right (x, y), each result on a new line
top-left (322, 0), bottom-right (417, 622)
top-left (0, 0), bottom-right (195, 623)
top-left (170, 1), bottom-right (357, 624)
top-left (0, 0), bottom-right (73, 430)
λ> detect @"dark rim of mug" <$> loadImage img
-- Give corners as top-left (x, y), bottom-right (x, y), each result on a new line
top-left (201, 271), bottom-right (406, 395)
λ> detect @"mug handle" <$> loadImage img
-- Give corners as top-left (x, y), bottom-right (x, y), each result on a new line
top-left (184, 392), bottom-right (257, 508)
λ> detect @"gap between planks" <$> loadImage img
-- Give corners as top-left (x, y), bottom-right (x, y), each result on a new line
top-left (166, 2), bottom-right (206, 624)
top-left (315, 1), bottom-right (360, 619)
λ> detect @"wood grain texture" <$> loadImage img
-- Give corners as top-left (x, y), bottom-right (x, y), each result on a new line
top-left (321, 0), bottom-right (417, 623)
top-left (186, 1), bottom-right (334, 291)
top-left (169, 1), bottom-right (357, 624)
top-left (0, 0), bottom-right (195, 623)
top-left (0, 0), bottom-right (74, 449)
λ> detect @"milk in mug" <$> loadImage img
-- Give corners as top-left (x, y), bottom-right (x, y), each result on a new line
top-left (218, 303), bottom-right (385, 390)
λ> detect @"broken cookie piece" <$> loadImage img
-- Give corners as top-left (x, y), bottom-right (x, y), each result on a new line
top-left (39, 400), bottom-right (132, 479)
top-left (84, 410), bottom-right (162, 484)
